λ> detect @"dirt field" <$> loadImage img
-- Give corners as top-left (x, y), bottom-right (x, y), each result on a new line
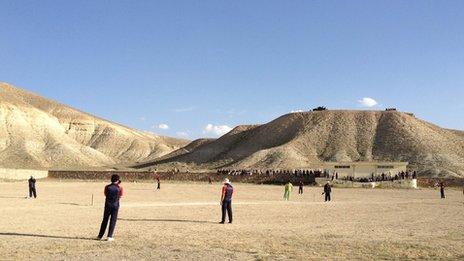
top-left (0, 180), bottom-right (463, 260)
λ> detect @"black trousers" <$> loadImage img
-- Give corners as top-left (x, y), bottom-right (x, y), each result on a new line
top-left (98, 205), bottom-right (119, 238)
top-left (221, 200), bottom-right (232, 223)
top-left (157, 182), bottom-right (160, 189)
top-left (29, 187), bottom-right (37, 198)
top-left (325, 193), bottom-right (331, 202)
top-left (299, 187), bottom-right (303, 194)
top-left (440, 189), bottom-right (445, 198)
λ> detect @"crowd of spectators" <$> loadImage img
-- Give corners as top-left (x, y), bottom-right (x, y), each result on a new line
top-left (340, 171), bottom-right (417, 183)
top-left (216, 169), bottom-right (417, 184)
top-left (216, 169), bottom-right (325, 177)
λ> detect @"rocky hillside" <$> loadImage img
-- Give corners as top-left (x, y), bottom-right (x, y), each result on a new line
top-left (0, 82), bottom-right (188, 169)
top-left (136, 110), bottom-right (464, 177)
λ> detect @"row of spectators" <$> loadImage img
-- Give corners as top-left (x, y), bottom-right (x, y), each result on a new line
top-left (216, 169), bottom-right (325, 177)
top-left (215, 169), bottom-right (418, 183)
top-left (340, 171), bottom-right (417, 183)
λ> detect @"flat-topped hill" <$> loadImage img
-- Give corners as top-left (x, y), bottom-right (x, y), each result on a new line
top-left (137, 110), bottom-right (464, 177)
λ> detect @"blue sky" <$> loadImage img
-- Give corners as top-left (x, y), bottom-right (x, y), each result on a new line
top-left (1, 1), bottom-right (463, 139)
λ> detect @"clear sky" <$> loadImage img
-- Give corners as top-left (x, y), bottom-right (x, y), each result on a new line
top-left (1, 1), bottom-right (463, 139)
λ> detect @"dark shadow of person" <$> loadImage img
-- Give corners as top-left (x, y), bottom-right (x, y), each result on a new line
top-left (0, 232), bottom-right (96, 241)
top-left (119, 218), bottom-right (217, 224)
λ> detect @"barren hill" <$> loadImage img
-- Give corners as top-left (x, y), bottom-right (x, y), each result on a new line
top-left (0, 82), bottom-right (188, 169)
top-left (137, 110), bottom-right (464, 177)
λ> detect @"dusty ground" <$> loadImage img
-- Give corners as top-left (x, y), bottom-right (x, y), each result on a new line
top-left (0, 180), bottom-right (463, 260)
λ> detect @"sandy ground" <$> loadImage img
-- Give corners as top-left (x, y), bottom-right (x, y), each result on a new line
top-left (0, 180), bottom-right (463, 260)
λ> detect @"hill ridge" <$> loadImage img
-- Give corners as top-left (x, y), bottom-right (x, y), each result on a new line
top-left (0, 82), bottom-right (189, 169)
top-left (136, 110), bottom-right (464, 177)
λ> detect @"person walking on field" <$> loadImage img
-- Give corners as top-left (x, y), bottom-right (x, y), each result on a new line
top-left (220, 178), bottom-right (233, 224)
top-left (439, 182), bottom-right (445, 199)
top-left (28, 176), bottom-right (37, 199)
top-left (156, 175), bottom-right (160, 190)
top-left (298, 180), bottom-right (304, 194)
top-left (284, 181), bottom-right (293, 201)
top-left (97, 174), bottom-right (124, 241)
top-left (323, 181), bottom-right (332, 202)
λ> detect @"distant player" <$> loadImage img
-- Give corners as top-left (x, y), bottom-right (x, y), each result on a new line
top-left (28, 176), bottom-right (37, 199)
top-left (97, 174), bottom-right (124, 241)
top-left (156, 175), bottom-right (160, 190)
top-left (220, 178), bottom-right (233, 224)
top-left (298, 180), bottom-right (304, 194)
top-left (322, 181), bottom-right (332, 202)
top-left (439, 182), bottom-right (445, 199)
top-left (284, 181), bottom-right (293, 201)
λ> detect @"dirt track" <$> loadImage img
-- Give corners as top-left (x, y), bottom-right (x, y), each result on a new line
top-left (0, 181), bottom-right (463, 260)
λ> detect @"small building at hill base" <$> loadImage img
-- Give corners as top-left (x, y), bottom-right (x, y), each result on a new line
top-left (320, 161), bottom-right (408, 178)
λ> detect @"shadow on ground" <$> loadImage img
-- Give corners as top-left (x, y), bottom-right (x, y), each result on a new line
top-left (58, 202), bottom-right (88, 206)
top-left (0, 232), bottom-right (96, 241)
top-left (119, 218), bottom-right (217, 224)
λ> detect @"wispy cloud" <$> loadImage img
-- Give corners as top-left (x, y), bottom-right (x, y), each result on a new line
top-left (173, 106), bottom-right (196, 113)
top-left (139, 116), bottom-right (146, 122)
top-left (155, 123), bottom-right (169, 130)
top-left (204, 124), bottom-right (232, 136)
top-left (358, 97), bottom-right (378, 107)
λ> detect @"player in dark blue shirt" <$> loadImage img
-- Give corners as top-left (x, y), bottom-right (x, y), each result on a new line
top-left (220, 178), bottom-right (234, 224)
top-left (28, 176), bottom-right (37, 198)
top-left (97, 174), bottom-right (124, 241)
